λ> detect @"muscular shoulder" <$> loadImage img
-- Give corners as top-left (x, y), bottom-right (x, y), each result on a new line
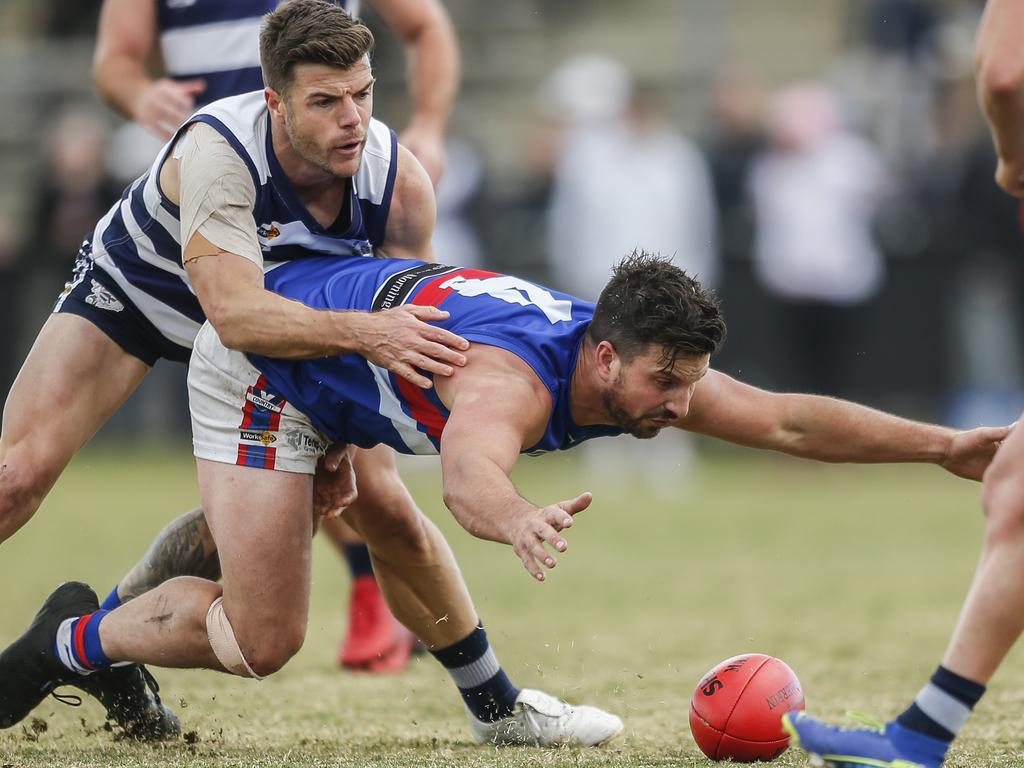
top-left (435, 343), bottom-right (552, 447)
top-left (379, 144), bottom-right (436, 260)
top-left (160, 123), bottom-right (254, 206)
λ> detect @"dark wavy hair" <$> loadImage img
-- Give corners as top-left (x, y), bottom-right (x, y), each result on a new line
top-left (587, 250), bottom-right (726, 370)
top-left (260, 0), bottom-right (374, 95)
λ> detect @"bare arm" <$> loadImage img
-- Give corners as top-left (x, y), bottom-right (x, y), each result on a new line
top-left (378, 144), bottom-right (437, 261)
top-left (93, 0), bottom-right (205, 138)
top-left (436, 347), bottom-right (591, 580)
top-left (975, 0), bottom-right (1024, 196)
top-left (679, 370), bottom-right (1011, 480)
top-left (370, 0), bottom-right (460, 186)
top-left (183, 235), bottom-right (465, 385)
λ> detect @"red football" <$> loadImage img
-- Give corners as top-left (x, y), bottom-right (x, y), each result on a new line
top-left (689, 653), bottom-right (805, 762)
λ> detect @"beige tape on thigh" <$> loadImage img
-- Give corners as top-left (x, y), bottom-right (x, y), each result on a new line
top-left (206, 597), bottom-right (263, 679)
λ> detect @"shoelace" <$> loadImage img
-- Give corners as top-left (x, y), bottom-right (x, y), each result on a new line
top-left (833, 710), bottom-right (886, 733)
top-left (49, 690), bottom-right (83, 708)
top-left (139, 665), bottom-right (164, 705)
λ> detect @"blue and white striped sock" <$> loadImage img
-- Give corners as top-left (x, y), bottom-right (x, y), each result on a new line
top-left (897, 666), bottom-right (986, 742)
top-left (54, 610), bottom-right (113, 675)
top-left (99, 585), bottom-right (123, 611)
top-left (430, 623), bottom-right (519, 723)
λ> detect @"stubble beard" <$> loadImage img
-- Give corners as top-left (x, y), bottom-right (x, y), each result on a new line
top-left (601, 376), bottom-right (662, 440)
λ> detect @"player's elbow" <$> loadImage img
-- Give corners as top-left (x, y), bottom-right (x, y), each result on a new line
top-left (441, 479), bottom-right (476, 536)
top-left (205, 304), bottom-right (253, 351)
top-left (977, 53), bottom-right (1024, 102)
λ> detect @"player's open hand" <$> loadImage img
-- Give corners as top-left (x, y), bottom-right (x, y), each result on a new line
top-left (512, 492), bottom-right (592, 582)
top-left (353, 305), bottom-right (469, 388)
top-left (135, 78), bottom-right (206, 140)
top-left (941, 423), bottom-right (1015, 480)
top-left (313, 443), bottom-right (358, 517)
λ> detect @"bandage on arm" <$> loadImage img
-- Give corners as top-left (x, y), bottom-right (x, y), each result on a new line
top-left (175, 122), bottom-right (263, 269)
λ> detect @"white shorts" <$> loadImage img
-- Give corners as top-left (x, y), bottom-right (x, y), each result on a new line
top-left (189, 323), bottom-right (329, 474)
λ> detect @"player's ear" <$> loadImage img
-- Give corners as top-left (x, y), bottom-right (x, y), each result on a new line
top-left (594, 340), bottom-right (619, 381)
top-left (265, 87), bottom-right (285, 119)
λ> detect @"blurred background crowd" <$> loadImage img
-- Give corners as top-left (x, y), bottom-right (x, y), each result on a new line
top-left (0, 0), bottom-right (1020, 444)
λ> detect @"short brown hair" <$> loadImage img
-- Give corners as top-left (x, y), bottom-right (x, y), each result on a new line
top-left (588, 250), bottom-right (726, 370)
top-left (260, 0), bottom-right (374, 94)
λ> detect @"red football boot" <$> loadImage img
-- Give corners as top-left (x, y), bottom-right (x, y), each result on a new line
top-left (339, 575), bottom-right (408, 671)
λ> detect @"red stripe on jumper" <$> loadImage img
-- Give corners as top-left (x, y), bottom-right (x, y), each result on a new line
top-left (408, 268), bottom-right (498, 308)
top-left (393, 376), bottom-right (447, 441)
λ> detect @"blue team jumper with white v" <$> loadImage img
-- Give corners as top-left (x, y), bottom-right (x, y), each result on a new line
top-left (158, 0), bottom-right (357, 107)
top-left (60, 91), bottom-right (396, 362)
top-left (246, 257), bottom-right (624, 457)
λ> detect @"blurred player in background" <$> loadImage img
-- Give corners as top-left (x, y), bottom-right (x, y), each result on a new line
top-left (0, 250), bottom-right (1007, 752)
top-left (92, 0), bottom-right (459, 673)
top-left (0, 0), bottom-right (623, 747)
top-left (785, 1), bottom-right (1024, 766)
top-left (94, 0), bottom-right (455, 183)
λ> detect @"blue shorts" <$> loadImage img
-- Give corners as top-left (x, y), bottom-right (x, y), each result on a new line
top-left (53, 243), bottom-right (191, 366)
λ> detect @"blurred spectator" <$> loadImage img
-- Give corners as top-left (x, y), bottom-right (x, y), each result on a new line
top-left (543, 54), bottom-right (718, 299)
top-left (748, 83), bottom-right (888, 397)
top-left (432, 135), bottom-right (485, 269)
top-left (0, 214), bottom-right (23, 403)
top-left (21, 107), bottom-right (119, 320)
top-left (7, 107), bottom-right (118, 406)
top-left (704, 70), bottom-right (765, 268)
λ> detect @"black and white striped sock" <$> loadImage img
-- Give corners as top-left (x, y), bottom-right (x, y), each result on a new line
top-left (896, 665), bottom-right (986, 742)
top-left (430, 623), bottom-right (520, 723)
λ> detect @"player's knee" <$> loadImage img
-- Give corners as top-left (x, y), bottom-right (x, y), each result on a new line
top-left (980, 467), bottom-right (1024, 540)
top-left (207, 597), bottom-right (307, 678)
top-left (0, 442), bottom-right (58, 533)
top-left (243, 625), bottom-right (306, 677)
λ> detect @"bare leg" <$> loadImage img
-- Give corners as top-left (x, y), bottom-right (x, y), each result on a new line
top-left (342, 446), bottom-right (478, 649)
top-left (320, 514), bottom-right (365, 550)
top-left (942, 419), bottom-right (1024, 683)
top-left (0, 315), bottom-right (148, 542)
top-left (101, 460), bottom-right (313, 677)
top-left (116, 508), bottom-right (220, 603)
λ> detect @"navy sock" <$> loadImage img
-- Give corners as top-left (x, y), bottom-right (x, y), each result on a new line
top-left (54, 610), bottom-right (113, 674)
top-left (99, 585), bottom-right (122, 611)
top-left (897, 665), bottom-right (986, 742)
top-left (431, 624), bottom-right (519, 722)
top-left (344, 543), bottom-right (375, 579)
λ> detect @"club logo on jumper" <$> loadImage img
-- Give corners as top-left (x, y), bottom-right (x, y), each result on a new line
top-left (440, 274), bottom-right (572, 324)
top-left (371, 262), bottom-right (460, 311)
top-left (245, 389), bottom-right (283, 413)
top-left (285, 427), bottom-right (326, 456)
top-left (257, 223), bottom-right (281, 240)
top-left (240, 430), bottom-right (277, 446)
top-left (84, 280), bottom-right (124, 312)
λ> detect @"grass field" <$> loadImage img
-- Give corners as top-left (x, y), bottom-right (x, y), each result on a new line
top-left (2, 442), bottom-right (1023, 767)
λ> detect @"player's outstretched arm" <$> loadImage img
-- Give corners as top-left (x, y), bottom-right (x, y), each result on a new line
top-left (370, 0), bottom-right (460, 186)
top-left (93, 0), bottom-right (205, 138)
top-left (678, 370), bottom-right (1011, 480)
top-left (976, 0), bottom-right (1024, 197)
top-left (436, 349), bottom-right (589, 581)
